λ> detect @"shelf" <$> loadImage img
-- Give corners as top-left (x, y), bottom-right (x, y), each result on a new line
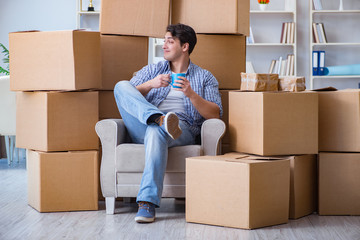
top-left (78, 11), bottom-right (100, 15)
top-left (250, 10), bottom-right (295, 14)
top-left (247, 43), bottom-right (295, 47)
top-left (312, 43), bottom-right (360, 46)
top-left (312, 75), bottom-right (360, 79)
top-left (312, 10), bottom-right (360, 14)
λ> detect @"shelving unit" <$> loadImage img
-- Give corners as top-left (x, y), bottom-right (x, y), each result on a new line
top-left (76, 0), bottom-right (100, 30)
top-left (309, 1), bottom-right (360, 89)
top-left (247, 0), bottom-right (297, 76)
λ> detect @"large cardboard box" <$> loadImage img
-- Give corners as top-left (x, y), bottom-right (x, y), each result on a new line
top-left (186, 153), bottom-right (290, 229)
top-left (191, 35), bottom-right (246, 89)
top-left (99, 90), bottom-right (121, 119)
top-left (27, 150), bottom-right (99, 212)
top-left (16, 91), bottom-right (99, 152)
top-left (287, 155), bottom-right (317, 219)
top-left (319, 152), bottom-right (360, 215)
top-left (229, 91), bottom-right (318, 155)
top-left (9, 30), bottom-right (101, 91)
top-left (100, 0), bottom-right (170, 38)
top-left (101, 35), bottom-right (148, 90)
top-left (172, 0), bottom-right (249, 36)
top-left (318, 89), bottom-right (360, 152)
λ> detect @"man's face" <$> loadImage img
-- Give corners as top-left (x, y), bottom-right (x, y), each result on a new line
top-left (162, 32), bottom-right (184, 61)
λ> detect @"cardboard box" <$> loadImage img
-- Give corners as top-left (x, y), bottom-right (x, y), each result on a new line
top-left (186, 153), bottom-right (290, 229)
top-left (191, 34), bottom-right (246, 89)
top-left (101, 35), bottom-right (148, 90)
top-left (9, 30), bottom-right (101, 91)
top-left (279, 76), bottom-right (306, 92)
top-left (172, 0), bottom-right (249, 36)
top-left (16, 91), bottom-right (99, 152)
top-left (319, 152), bottom-right (360, 215)
top-left (288, 155), bottom-right (317, 219)
top-left (27, 150), bottom-right (99, 212)
top-left (100, 0), bottom-right (170, 38)
top-left (229, 91), bottom-right (318, 155)
top-left (99, 90), bottom-right (121, 119)
top-left (318, 89), bottom-right (360, 152)
top-left (220, 90), bottom-right (230, 144)
top-left (240, 73), bottom-right (279, 92)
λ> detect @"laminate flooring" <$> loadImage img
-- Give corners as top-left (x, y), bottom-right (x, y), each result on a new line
top-left (1, 158), bottom-right (360, 240)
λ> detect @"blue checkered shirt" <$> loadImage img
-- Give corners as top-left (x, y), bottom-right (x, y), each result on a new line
top-left (130, 60), bottom-right (223, 136)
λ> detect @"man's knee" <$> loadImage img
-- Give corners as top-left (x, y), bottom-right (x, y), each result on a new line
top-left (114, 80), bottom-right (131, 94)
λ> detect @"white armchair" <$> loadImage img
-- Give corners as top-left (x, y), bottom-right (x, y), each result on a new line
top-left (0, 75), bottom-right (19, 165)
top-left (95, 118), bottom-right (226, 214)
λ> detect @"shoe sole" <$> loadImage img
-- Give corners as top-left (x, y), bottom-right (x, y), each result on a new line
top-left (135, 216), bottom-right (155, 223)
top-left (164, 112), bottom-right (182, 140)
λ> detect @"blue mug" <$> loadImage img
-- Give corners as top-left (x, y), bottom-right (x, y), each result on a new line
top-left (170, 73), bottom-right (186, 88)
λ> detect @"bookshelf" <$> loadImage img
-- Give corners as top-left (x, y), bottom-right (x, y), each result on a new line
top-left (247, 0), bottom-right (297, 76)
top-left (76, 0), bottom-right (101, 30)
top-left (309, 0), bottom-right (360, 89)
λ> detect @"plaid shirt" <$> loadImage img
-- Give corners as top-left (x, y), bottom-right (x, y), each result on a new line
top-left (130, 60), bottom-right (223, 136)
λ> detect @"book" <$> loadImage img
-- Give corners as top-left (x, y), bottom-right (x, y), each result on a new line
top-left (273, 60), bottom-right (280, 74)
top-left (286, 54), bottom-right (292, 76)
top-left (318, 51), bottom-right (325, 75)
top-left (277, 56), bottom-right (283, 74)
top-left (246, 61), bottom-right (256, 73)
top-left (316, 23), bottom-right (324, 43)
top-left (319, 23), bottom-right (327, 43)
top-left (289, 22), bottom-right (295, 44)
top-left (280, 23), bottom-right (286, 43)
top-left (282, 22), bottom-right (288, 44)
top-left (280, 59), bottom-right (288, 76)
top-left (289, 55), bottom-right (295, 76)
top-left (269, 60), bottom-right (276, 74)
top-left (312, 51), bottom-right (319, 75)
top-left (313, 23), bottom-right (320, 43)
top-left (286, 22), bottom-right (292, 44)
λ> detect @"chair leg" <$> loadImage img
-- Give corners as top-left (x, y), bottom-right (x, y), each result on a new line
top-left (10, 136), bottom-right (18, 164)
top-left (105, 197), bottom-right (115, 215)
top-left (4, 136), bottom-right (12, 165)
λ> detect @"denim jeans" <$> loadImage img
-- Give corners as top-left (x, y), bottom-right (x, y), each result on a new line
top-left (114, 81), bottom-right (195, 207)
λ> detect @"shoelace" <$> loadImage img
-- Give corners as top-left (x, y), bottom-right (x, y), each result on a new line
top-left (154, 116), bottom-right (165, 126)
top-left (138, 202), bottom-right (152, 212)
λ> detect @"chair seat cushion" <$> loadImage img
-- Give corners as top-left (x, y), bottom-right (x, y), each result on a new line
top-left (115, 144), bottom-right (202, 172)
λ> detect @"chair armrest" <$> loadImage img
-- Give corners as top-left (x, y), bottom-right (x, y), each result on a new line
top-left (95, 119), bottom-right (127, 197)
top-left (201, 119), bottom-right (226, 156)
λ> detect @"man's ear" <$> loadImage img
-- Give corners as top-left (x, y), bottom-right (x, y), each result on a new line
top-left (182, 43), bottom-right (189, 53)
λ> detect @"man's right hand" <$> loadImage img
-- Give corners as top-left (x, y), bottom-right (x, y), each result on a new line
top-left (136, 74), bottom-right (170, 96)
top-left (149, 74), bottom-right (171, 88)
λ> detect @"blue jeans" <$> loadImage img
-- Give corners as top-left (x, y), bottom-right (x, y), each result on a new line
top-left (114, 81), bottom-right (195, 207)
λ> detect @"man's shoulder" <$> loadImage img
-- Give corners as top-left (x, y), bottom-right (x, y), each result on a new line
top-left (190, 61), bottom-right (213, 78)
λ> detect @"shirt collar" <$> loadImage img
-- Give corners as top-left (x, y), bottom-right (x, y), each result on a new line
top-left (165, 59), bottom-right (194, 76)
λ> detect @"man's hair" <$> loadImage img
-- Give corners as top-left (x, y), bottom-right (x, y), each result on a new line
top-left (166, 23), bottom-right (197, 55)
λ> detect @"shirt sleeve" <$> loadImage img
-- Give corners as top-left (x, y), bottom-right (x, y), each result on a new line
top-left (203, 71), bottom-right (223, 118)
top-left (129, 65), bottom-right (153, 87)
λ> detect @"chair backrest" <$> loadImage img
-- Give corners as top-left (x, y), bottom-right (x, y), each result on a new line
top-left (0, 76), bottom-right (16, 135)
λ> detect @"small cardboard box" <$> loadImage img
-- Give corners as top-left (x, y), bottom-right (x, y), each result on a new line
top-left (101, 34), bottom-right (148, 90)
top-left (318, 89), bottom-right (360, 152)
top-left (319, 152), bottom-right (360, 215)
top-left (100, 0), bottom-right (170, 38)
top-left (240, 73), bottom-right (279, 91)
top-left (186, 153), bottom-right (290, 229)
top-left (16, 91), bottom-right (99, 152)
top-left (9, 30), bottom-right (101, 91)
top-left (172, 0), bottom-right (249, 36)
top-left (99, 90), bottom-right (121, 119)
top-left (229, 91), bottom-right (318, 155)
top-left (287, 154), bottom-right (317, 219)
top-left (27, 150), bottom-right (99, 212)
top-left (279, 76), bottom-right (306, 92)
top-left (191, 34), bottom-right (246, 89)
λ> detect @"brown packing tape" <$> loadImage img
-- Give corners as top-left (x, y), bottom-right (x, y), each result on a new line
top-left (240, 73), bottom-right (279, 91)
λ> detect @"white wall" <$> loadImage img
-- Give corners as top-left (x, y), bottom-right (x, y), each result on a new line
top-left (1, 0), bottom-right (359, 89)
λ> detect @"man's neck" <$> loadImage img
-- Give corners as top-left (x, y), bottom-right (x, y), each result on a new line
top-left (170, 57), bottom-right (190, 73)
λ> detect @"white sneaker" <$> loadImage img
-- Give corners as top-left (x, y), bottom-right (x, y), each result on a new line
top-left (156, 112), bottom-right (182, 140)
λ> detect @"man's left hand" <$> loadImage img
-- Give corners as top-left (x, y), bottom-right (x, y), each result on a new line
top-left (175, 76), bottom-right (195, 98)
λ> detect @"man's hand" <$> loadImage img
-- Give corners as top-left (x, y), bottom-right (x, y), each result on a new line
top-left (149, 74), bottom-right (171, 88)
top-left (174, 76), bottom-right (195, 98)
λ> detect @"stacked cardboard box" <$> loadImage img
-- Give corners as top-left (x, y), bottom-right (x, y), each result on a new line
top-left (318, 89), bottom-right (360, 215)
top-left (9, 30), bottom-right (101, 212)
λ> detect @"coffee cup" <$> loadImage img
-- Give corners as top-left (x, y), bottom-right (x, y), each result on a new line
top-left (170, 73), bottom-right (186, 88)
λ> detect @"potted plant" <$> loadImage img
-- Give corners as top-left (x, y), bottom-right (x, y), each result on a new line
top-left (258, 0), bottom-right (270, 11)
top-left (0, 43), bottom-right (9, 75)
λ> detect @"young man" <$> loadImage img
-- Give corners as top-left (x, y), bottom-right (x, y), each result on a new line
top-left (114, 23), bottom-right (222, 223)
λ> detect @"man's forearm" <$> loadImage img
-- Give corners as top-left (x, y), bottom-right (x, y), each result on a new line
top-left (189, 92), bottom-right (220, 119)
top-left (136, 81), bottom-right (153, 96)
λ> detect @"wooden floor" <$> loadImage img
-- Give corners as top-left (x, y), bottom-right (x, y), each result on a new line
top-left (1, 158), bottom-right (360, 240)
